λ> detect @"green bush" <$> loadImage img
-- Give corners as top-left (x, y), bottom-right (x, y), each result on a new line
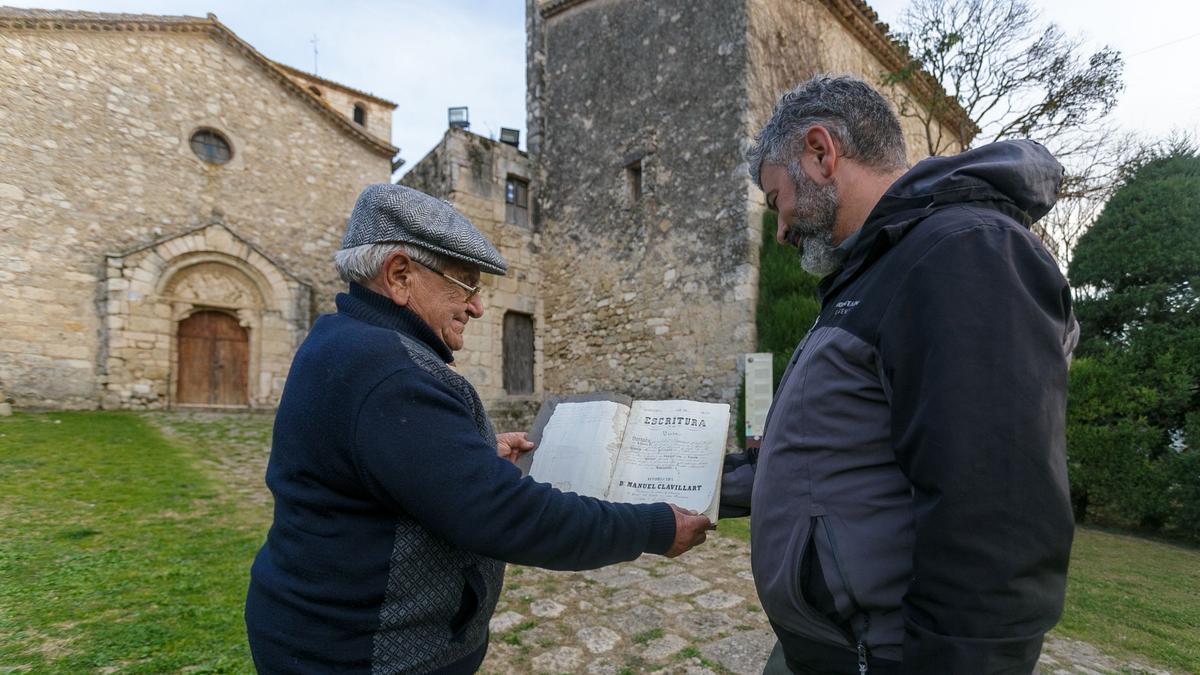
top-left (756, 210), bottom-right (821, 388)
top-left (1066, 147), bottom-right (1200, 537)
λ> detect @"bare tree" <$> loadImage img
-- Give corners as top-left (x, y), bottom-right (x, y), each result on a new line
top-left (884, 0), bottom-right (1130, 265)
top-left (1033, 130), bottom-right (1153, 263)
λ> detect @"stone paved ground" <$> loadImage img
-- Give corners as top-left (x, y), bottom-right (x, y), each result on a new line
top-left (479, 531), bottom-right (1174, 675)
top-left (146, 413), bottom-right (1174, 675)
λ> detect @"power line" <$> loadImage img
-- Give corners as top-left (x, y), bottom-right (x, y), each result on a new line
top-left (1128, 31), bottom-right (1200, 58)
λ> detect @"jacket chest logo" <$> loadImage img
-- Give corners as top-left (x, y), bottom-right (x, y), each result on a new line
top-left (833, 300), bottom-right (861, 316)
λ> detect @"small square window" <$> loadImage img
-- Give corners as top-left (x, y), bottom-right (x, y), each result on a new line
top-left (506, 177), bottom-right (528, 207)
top-left (506, 176), bottom-right (529, 226)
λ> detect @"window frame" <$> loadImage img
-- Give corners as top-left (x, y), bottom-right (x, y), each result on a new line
top-left (188, 128), bottom-right (233, 165)
top-left (505, 175), bottom-right (530, 227)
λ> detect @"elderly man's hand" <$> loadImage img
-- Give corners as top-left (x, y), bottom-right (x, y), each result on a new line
top-left (664, 505), bottom-right (715, 557)
top-left (496, 432), bottom-right (535, 464)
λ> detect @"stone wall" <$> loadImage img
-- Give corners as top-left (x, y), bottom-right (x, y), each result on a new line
top-left (279, 67), bottom-right (394, 145)
top-left (527, 0), bottom-right (970, 427)
top-left (0, 22), bottom-right (390, 408)
top-left (531, 0), bottom-right (755, 412)
top-left (401, 129), bottom-right (542, 423)
top-left (745, 0), bottom-right (968, 167)
top-left (101, 222), bottom-right (311, 408)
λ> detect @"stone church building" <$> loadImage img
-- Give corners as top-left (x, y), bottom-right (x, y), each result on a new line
top-left (1, 1), bottom-right (970, 420)
top-left (0, 8), bottom-right (396, 409)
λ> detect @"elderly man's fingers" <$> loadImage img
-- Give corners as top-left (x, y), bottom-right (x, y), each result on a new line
top-left (665, 509), bottom-right (714, 557)
top-left (496, 431), bottom-right (536, 452)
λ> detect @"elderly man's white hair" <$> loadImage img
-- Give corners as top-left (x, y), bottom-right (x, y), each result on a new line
top-left (333, 243), bottom-right (456, 286)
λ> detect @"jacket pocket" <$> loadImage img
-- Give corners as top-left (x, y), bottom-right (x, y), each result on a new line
top-left (449, 565), bottom-right (485, 643)
top-left (797, 515), bottom-right (870, 649)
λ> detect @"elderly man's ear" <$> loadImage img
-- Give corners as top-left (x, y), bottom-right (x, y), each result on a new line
top-left (373, 253), bottom-right (415, 307)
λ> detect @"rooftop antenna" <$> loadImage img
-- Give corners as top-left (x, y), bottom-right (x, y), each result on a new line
top-left (310, 34), bottom-right (319, 75)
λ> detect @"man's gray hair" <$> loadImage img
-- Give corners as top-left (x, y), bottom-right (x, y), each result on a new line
top-left (748, 75), bottom-right (908, 188)
top-left (333, 242), bottom-right (454, 285)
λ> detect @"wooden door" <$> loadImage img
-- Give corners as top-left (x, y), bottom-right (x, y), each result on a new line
top-left (177, 311), bottom-right (249, 406)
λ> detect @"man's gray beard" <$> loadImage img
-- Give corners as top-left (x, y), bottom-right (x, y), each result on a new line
top-left (797, 230), bottom-right (842, 277)
top-left (784, 171), bottom-right (841, 277)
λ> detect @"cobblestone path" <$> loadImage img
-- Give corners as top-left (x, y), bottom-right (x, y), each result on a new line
top-left (146, 413), bottom-right (1174, 675)
top-left (480, 531), bottom-right (1172, 675)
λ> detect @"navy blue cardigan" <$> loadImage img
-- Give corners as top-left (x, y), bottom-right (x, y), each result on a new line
top-left (245, 284), bottom-right (674, 673)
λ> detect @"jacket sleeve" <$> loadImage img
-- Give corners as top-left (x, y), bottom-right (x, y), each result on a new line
top-left (877, 218), bottom-right (1075, 673)
top-left (719, 448), bottom-right (757, 518)
top-left (349, 367), bottom-right (676, 570)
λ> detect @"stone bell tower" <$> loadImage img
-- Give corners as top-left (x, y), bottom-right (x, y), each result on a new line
top-left (526, 0), bottom-right (971, 412)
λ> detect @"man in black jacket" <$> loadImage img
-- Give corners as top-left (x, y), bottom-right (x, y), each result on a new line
top-left (245, 184), bottom-right (713, 674)
top-left (722, 75), bottom-right (1077, 674)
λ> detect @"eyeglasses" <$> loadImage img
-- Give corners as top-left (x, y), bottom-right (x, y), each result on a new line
top-left (413, 259), bottom-right (481, 301)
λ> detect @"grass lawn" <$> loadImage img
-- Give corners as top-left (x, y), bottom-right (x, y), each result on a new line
top-left (0, 411), bottom-right (272, 673)
top-left (720, 516), bottom-right (1200, 672)
top-left (2, 411), bottom-right (1197, 672)
top-left (1058, 527), bottom-right (1200, 671)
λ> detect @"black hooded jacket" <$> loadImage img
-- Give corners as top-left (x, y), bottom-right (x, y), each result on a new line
top-left (723, 140), bottom-right (1077, 674)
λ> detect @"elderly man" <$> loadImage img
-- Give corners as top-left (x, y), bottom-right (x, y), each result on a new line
top-left (245, 184), bottom-right (712, 674)
top-left (721, 76), bottom-right (1077, 673)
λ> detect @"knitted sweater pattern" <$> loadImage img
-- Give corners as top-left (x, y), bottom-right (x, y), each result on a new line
top-left (369, 329), bottom-right (505, 674)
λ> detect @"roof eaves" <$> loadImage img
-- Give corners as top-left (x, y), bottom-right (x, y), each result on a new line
top-left (272, 61), bottom-right (398, 109)
top-left (202, 14), bottom-right (398, 157)
top-left (539, 0), bottom-right (591, 19)
top-left (815, 0), bottom-right (979, 145)
top-left (534, 0), bottom-right (979, 147)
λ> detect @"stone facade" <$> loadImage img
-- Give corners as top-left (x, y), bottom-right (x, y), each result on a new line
top-left (101, 222), bottom-right (312, 408)
top-left (745, 0), bottom-right (969, 164)
top-left (0, 9), bottom-right (394, 409)
top-left (3, 2), bottom-right (968, 416)
top-left (529, 0), bottom-right (754, 409)
top-left (276, 63), bottom-right (395, 146)
top-left (524, 0), bottom-right (971, 418)
top-left (401, 128), bottom-right (543, 426)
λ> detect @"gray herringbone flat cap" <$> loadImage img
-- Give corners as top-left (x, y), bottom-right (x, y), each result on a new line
top-left (341, 184), bottom-right (508, 275)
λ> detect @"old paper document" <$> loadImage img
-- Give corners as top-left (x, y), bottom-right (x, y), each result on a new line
top-left (606, 400), bottom-right (730, 518)
top-left (528, 400), bottom-right (630, 497)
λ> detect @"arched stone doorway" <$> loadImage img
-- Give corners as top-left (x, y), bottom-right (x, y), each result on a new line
top-left (176, 310), bottom-right (249, 406)
top-left (101, 222), bottom-right (313, 409)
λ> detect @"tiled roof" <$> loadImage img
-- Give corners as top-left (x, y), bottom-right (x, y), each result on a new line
top-left (0, 6), bottom-right (399, 157)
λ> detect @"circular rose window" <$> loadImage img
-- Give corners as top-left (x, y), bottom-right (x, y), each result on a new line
top-left (189, 129), bottom-right (232, 165)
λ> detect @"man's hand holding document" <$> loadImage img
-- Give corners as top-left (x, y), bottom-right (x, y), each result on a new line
top-left (519, 394), bottom-right (732, 527)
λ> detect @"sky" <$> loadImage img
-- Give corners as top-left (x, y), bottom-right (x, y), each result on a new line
top-left (11, 0), bottom-right (1200, 173)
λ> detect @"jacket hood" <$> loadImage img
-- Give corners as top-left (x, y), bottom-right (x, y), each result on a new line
top-left (870, 139), bottom-right (1063, 226)
top-left (822, 140), bottom-right (1063, 301)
